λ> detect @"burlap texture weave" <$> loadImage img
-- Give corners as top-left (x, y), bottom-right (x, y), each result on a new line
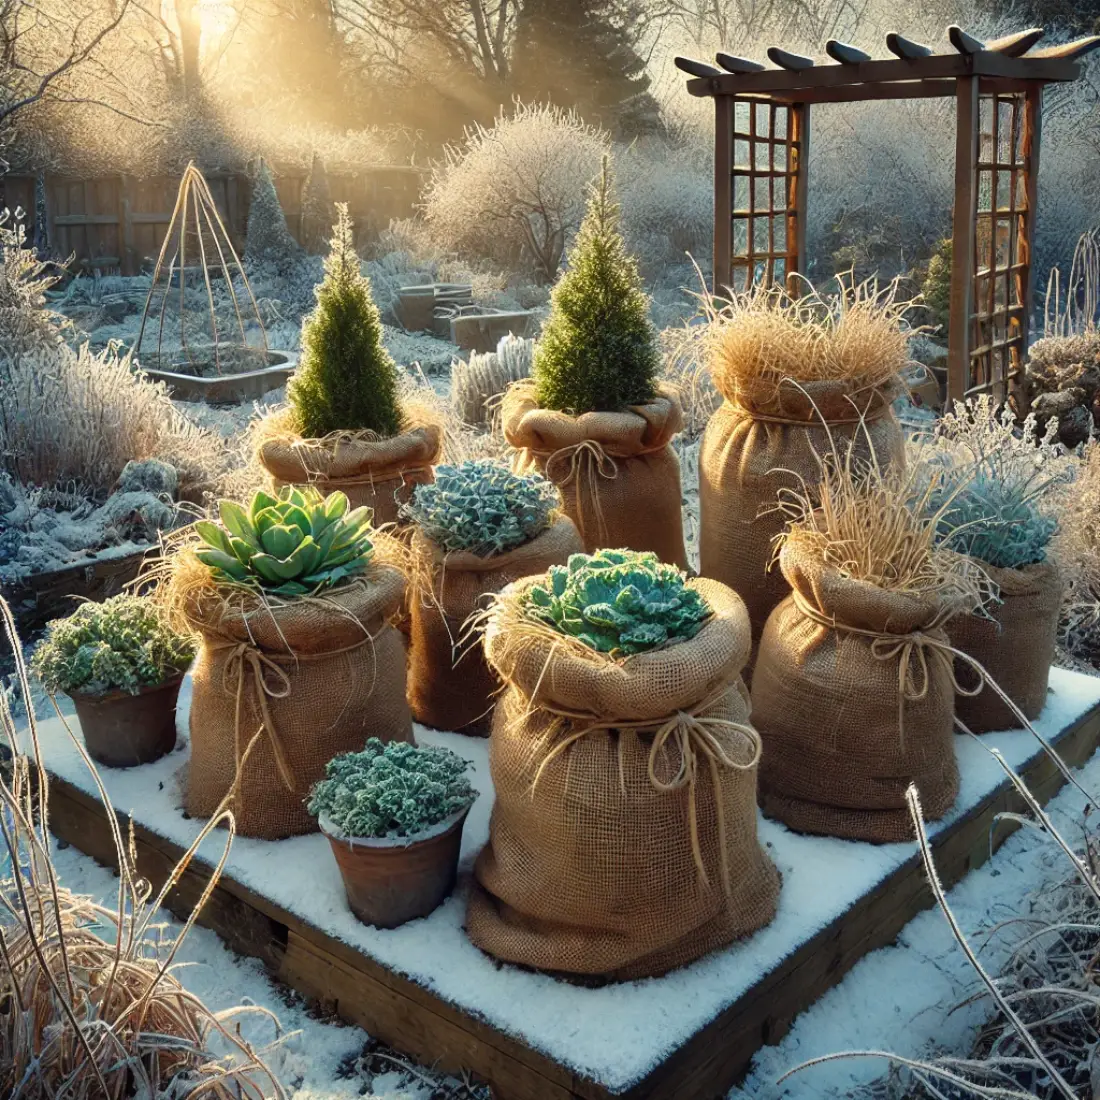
top-left (503, 381), bottom-right (687, 568)
top-left (751, 542), bottom-right (960, 842)
top-left (698, 381), bottom-right (903, 656)
top-left (184, 568), bottom-right (413, 839)
top-left (407, 516), bottom-right (583, 736)
top-left (949, 560), bottom-right (1063, 734)
top-left (258, 422), bottom-right (442, 526)
top-left (467, 577), bottom-right (780, 980)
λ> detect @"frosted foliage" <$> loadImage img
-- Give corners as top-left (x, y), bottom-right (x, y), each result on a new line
top-left (0, 342), bottom-right (221, 499)
top-left (424, 103), bottom-right (609, 282)
top-left (245, 160), bottom-right (300, 266)
top-left (451, 334), bottom-right (534, 428)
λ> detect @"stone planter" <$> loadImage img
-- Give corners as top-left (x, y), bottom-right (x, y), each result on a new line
top-left (321, 808), bottom-right (470, 929)
top-left (140, 350), bottom-right (297, 404)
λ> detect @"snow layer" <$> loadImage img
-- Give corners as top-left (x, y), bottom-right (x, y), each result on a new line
top-left (31, 667), bottom-right (1100, 1094)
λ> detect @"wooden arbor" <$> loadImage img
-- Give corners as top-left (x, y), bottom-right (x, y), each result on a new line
top-left (676, 27), bottom-right (1100, 402)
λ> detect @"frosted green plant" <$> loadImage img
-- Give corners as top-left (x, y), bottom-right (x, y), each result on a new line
top-left (195, 486), bottom-right (374, 597)
top-left (912, 396), bottom-right (1071, 570)
top-left (308, 738), bottom-right (477, 838)
top-left (521, 548), bottom-right (711, 656)
top-left (402, 460), bottom-right (559, 556)
top-left (32, 594), bottom-right (194, 696)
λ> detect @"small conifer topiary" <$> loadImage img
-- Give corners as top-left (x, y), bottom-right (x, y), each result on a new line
top-left (532, 156), bottom-right (658, 414)
top-left (300, 152), bottom-right (332, 254)
top-left (245, 158), bottom-right (300, 266)
top-left (288, 203), bottom-right (405, 439)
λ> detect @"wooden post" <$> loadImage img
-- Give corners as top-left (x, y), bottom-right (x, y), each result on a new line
top-left (118, 175), bottom-right (136, 275)
top-left (787, 101), bottom-right (809, 292)
top-left (713, 94), bottom-right (733, 298)
top-left (948, 75), bottom-right (980, 402)
top-left (1020, 85), bottom-right (1043, 382)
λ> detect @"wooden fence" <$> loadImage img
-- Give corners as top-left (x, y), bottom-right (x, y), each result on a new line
top-left (0, 166), bottom-right (422, 275)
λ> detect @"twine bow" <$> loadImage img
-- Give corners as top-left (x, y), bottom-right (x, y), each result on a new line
top-left (542, 439), bottom-right (619, 546)
top-left (529, 689), bottom-right (761, 897)
top-left (213, 630), bottom-right (379, 793)
top-left (793, 591), bottom-right (993, 747)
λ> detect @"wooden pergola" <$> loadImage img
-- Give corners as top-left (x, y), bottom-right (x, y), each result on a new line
top-left (677, 27), bottom-right (1100, 402)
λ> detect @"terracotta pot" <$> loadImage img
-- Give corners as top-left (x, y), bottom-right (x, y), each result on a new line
top-left (72, 676), bottom-right (183, 768)
top-left (321, 808), bottom-right (470, 929)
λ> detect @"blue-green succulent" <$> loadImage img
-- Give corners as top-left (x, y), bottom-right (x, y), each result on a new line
top-left (521, 549), bottom-right (711, 656)
top-left (308, 738), bottom-right (477, 838)
top-left (930, 471), bottom-right (1057, 570)
top-left (402, 459), bottom-right (559, 556)
top-left (195, 486), bottom-right (374, 597)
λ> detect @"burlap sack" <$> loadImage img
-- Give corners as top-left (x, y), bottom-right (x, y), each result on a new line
top-left (467, 577), bottom-right (780, 980)
top-left (407, 516), bottom-right (584, 735)
top-left (258, 422), bottom-right (442, 526)
top-left (503, 381), bottom-right (687, 568)
top-left (751, 542), bottom-right (960, 843)
top-left (184, 568), bottom-right (413, 839)
top-left (699, 380), bottom-right (904, 655)
top-left (949, 560), bottom-right (1063, 734)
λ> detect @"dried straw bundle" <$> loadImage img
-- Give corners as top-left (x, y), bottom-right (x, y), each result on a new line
top-left (705, 277), bottom-right (914, 411)
top-left (0, 597), bottom-right (285, 1099)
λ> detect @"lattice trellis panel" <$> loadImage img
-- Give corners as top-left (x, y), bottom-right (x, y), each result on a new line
top-left (722, 98), bottom-right (807, 292)
top-left (966, 90), bottom-right (1037, 399)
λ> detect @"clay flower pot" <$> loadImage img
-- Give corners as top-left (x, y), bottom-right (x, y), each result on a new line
top-left (320, 807), bottom-right (470, 929)
top-left (71, 676), bottom-right (183, 768)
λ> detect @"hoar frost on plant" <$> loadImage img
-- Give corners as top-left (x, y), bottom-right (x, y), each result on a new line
top-left (522, 549), bottom-right (711, 656)
top-left (424, 102), bottom-right (608, 283)
top-left (308, 738), bottom-right (477, 839)
top-left (403, 460), bottom-right (559, 557)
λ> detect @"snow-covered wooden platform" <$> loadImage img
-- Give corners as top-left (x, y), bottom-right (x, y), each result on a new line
top-left (38, 669), bottom-right (1100, 1100)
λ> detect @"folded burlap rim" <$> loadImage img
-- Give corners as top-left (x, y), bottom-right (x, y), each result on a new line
top-left (728, 376), bottom-right (902, 426)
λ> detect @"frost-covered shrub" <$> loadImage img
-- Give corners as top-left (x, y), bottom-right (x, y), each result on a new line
top-left (1025, 328), bottom-right (1100, 447)
top-left (451, 334), bottom-right (534, 428)
top-left (424, 103), bottom-right (608, 283)
top-left (245, 159), bottom-right (301, 267)
top-left (288, 204), bottom-right (404, 438)
top-left (403, 460), bottom-right (558, 556)
top-left (522, 549), bottom-right (711, 656)
top-left (300, 152), bottom-right (332, 254)
top-left (533, 158), bottom-right (658, 414)
top-left (922, 237), bottom-right (952, 335)
top-left (32, 594), bottom-right (195, 696)
top-left (308, 738), bottom-right (477, 839)
top-left (0, 215), bottom-right (64, 361)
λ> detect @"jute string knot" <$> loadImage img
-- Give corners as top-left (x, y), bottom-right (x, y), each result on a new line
top-left (792, 590), bottom-right (983, 747)
top-left (213, 630), bottom-right (379, 794)
top-left (527, 687), bottom-right (761, 898)
top-left (542, 439), bottom-right (619, 545)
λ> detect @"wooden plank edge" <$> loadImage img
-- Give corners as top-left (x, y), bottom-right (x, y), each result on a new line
top-left (615, 700), bottom-right (1100, 1098)
top-left (44, 774), bottom-right (595, 1100)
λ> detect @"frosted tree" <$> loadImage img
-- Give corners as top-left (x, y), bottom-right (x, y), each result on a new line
top-left (245, 158), bottom-right (300, 266)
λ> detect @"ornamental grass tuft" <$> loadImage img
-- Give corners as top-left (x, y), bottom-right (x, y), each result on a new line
top-left (31, 594), bottom-right (194, 696)
top-left (402, 459), bottom-right (559, 556)
top-left (521, 548), bottom-right (710, 656)
top-left (308, 738), bottom-right (477, 839)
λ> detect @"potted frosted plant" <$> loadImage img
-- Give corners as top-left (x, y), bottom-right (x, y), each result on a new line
top-left (256, 203), bottom-right (441, 525)
top-left (919, 398), bottom-right (1069, 733)
top-left (160, 485), bottom-right (413, 840)
top-left (467, 549), bottom-right (779, 980)
top-left (309, 738), bottom-right (478, 928)
top-left (400, 459), bottom-right (583, 735)
top-left (32, 594), bottom-right (194, 768)
top-left (502, 158), bottom-right (687, 567)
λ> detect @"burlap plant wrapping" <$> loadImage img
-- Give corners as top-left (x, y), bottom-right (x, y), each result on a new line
top-left (467, 577), bottom-right (780, 981)
top-left (407, 515), bottom-right (584, 735)
top-left (949, 560), bottom-right (1063, 734)
top-left (751, 542), bottom-right (962, 843)
top-left (503, 381), bottom-right (687, 568)
top-left (258, 421), bottom-right (442, 527)
top-left (699, 381), bottom-right (904, 652)
top-left (184, 567), bottom-right (413, 840)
